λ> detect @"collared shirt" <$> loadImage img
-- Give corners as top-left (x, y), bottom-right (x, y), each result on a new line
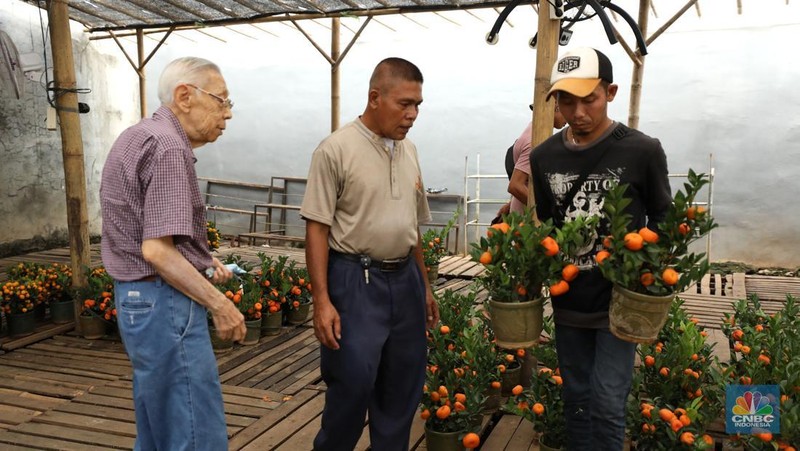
top-left (100, 106), bottom-right (212, 281)
top-left (300, 118), bottom-right (432, 261)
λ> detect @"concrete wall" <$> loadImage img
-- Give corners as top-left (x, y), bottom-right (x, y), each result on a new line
top-left (0, 1), bottom-right (138, 257)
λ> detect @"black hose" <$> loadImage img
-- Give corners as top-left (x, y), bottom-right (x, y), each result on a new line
top-left (486, 0), bottom-right (525, 44)
top-left (600, 0), bottom-right (649, 55)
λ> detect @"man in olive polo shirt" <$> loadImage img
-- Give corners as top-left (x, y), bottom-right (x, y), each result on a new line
top-left (301, 57), bottom-right (439, 450)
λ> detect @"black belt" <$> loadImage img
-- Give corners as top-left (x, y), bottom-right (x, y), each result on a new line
top-left (330, 250), bottom-right (412, 272)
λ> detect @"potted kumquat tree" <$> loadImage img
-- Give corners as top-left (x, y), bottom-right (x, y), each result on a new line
top-left (238, 274), bottom-right (264, 345)
top-left (257, 253), bottom-right (290, 334)
top-left (2, 278), bottom-right (38, 337)
top-left (721, 295), bottom-right (800, 450)
top-left (470, 209), bottom-right (597, 349)
top-left (627, 299), bottom-right (723, 450)
top-left (597, 170), bottom-right (717, 343)
top-left (285, 264), bottom-right (312, 325)
top-left (503, 314), bottom-right (566, 450)
top-left (42, 263), bottom-right (74, 324)
top-left (75, 267), bottom-right (116, 340)
top-left (420, 290), bottom-right (487, 451)
top-left (210, 275), bottom-right (243, 352)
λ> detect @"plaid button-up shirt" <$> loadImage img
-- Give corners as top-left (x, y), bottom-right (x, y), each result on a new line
top-left (100, 106), bottom-right (212, 281)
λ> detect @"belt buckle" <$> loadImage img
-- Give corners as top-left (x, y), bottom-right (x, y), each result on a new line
top-left (379, 257), bottom-right (405, 272)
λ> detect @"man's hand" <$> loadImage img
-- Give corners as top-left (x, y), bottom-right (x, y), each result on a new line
top-left (313, 297), bottom-right (341, 350)
top-left (211, 300), bottom-right (246, 342)
top-left (209, 257), bottom-right (233, 284)
top-left (425, 288), bottom-right (439, 329)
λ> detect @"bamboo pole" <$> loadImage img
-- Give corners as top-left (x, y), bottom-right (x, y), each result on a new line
top-left (331, 17), bottom-right (340, 132)
top-left (528, 6), bottom-right (561, 218)
top-left (137, 28), bottom-right (146, 118)
top-left (47, 0), bottom-right (90, 326)
top-left (645, 0), bottom-right (698, 49)
top-left (628, 0), bottom-right (650, 129)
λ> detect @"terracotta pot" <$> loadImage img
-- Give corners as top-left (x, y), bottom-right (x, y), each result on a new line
top-left (488, 297), bottom-right (544, 349)
top-left (609, 285), bottom-right (675, 344)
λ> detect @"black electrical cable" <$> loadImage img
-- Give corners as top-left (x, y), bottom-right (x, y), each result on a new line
top-left (38, 0), bottom-right (92, 113)
top-left (599, 0), bottom-right (649, 55)
top-left (489, 0), bottom-right (647, 56)
top-left (486, 0), bottom-right (525, 44)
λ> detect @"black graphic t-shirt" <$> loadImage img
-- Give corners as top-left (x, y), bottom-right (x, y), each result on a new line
top-left (530, 123), bottom-right (672, 327)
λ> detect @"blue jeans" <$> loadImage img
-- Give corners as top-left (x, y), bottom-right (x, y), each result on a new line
top-left (313, 254), bottom-right (428, 451)
top-left (115, 277), bottom-right (227, 451)
top-left (554, 324), bottom-right (636, 451)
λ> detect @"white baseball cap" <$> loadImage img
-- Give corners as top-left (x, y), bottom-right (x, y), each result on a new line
top-left (547, 47), bottom-right (614, 100)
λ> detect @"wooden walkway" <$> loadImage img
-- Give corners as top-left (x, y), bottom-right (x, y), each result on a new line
top-left (0, 244), bottom-right (799, 449)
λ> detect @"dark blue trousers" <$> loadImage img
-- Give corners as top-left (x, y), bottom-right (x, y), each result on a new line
top-left (313, 253), bottom-right (428, 451)
top-left (555, 324), bottom-right (637, 451)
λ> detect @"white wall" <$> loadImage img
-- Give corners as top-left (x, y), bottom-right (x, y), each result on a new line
top-left (2, 0), bottom-right (799, 267)
top-left (0, 1), bottom-right (138, 255)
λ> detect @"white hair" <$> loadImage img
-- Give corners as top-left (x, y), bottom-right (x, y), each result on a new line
top-left (157, 57), bottom-right (222, 105)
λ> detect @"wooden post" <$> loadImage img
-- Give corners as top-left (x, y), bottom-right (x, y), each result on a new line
top-left (47, 0), bottom-right (90, 326)
top-left (331, 17), bottom-right (340, 132)
top-left (527, 5), bottom-right (561, 216)
top-left (628, 0), bottom-right (650, 129)
top-left (137, 28), bottom-right (146, 118)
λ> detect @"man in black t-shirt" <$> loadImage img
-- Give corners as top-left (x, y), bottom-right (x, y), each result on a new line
top-left (529, 47), bottom-right (671, 450)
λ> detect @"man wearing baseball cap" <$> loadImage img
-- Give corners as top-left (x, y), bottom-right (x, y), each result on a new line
top-left (529, 47), bottom-right (672, 450)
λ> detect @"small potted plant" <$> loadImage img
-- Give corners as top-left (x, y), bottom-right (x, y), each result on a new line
top-left (421, 208), bottom-right (461, 284)
top-left (238, 274), bottom-right (264, 345)
top-left (210, 276), bottom-right (242, 352)
top-left (256, 253), bottom-right (289, 335)
top-left (75, 267), bottom-right (116, 340)
top-left (422, 293), bottom-right (487, 451)
top-left (627, 299), bottom-right (723, 450)
top-left (597, 170), bottom-right (717, 343)
top-left (5, 262), bottom-right (49, 324)
top-left (469, 209), bottom-right (596, 349)
top-left (504, 366), bottom-right (566, 450)
top-left (43, 263), bottom-right (74, 324)
top-left (284, 264), bottom-right (312, 326)
top-left (1, 278), bottom-right (38, 337)
top-left (721, 295), bottom-right (800, 450)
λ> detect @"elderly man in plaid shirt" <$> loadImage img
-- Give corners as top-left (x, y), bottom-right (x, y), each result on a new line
top-left (100, 57), bottom-right (245, 450)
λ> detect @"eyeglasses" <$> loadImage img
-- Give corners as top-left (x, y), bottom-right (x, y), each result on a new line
top-left (186, 83), bottom-right (234, 110)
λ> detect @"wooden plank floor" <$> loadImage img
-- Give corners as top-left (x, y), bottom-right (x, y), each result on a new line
top-left (1, 244), bottom-right (799, 449)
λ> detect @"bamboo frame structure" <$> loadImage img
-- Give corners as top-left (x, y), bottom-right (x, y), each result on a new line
top-left (46, 0), bottom-right (90, 328)
top-left (527, 4), bottom-right (561, 221)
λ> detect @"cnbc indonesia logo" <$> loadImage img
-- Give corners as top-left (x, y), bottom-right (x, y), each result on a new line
top-left (731, 390), bottom-right (775, 428)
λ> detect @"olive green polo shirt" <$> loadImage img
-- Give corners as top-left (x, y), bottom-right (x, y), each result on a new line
top-left (300, 119), bottom-right (432, 260)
